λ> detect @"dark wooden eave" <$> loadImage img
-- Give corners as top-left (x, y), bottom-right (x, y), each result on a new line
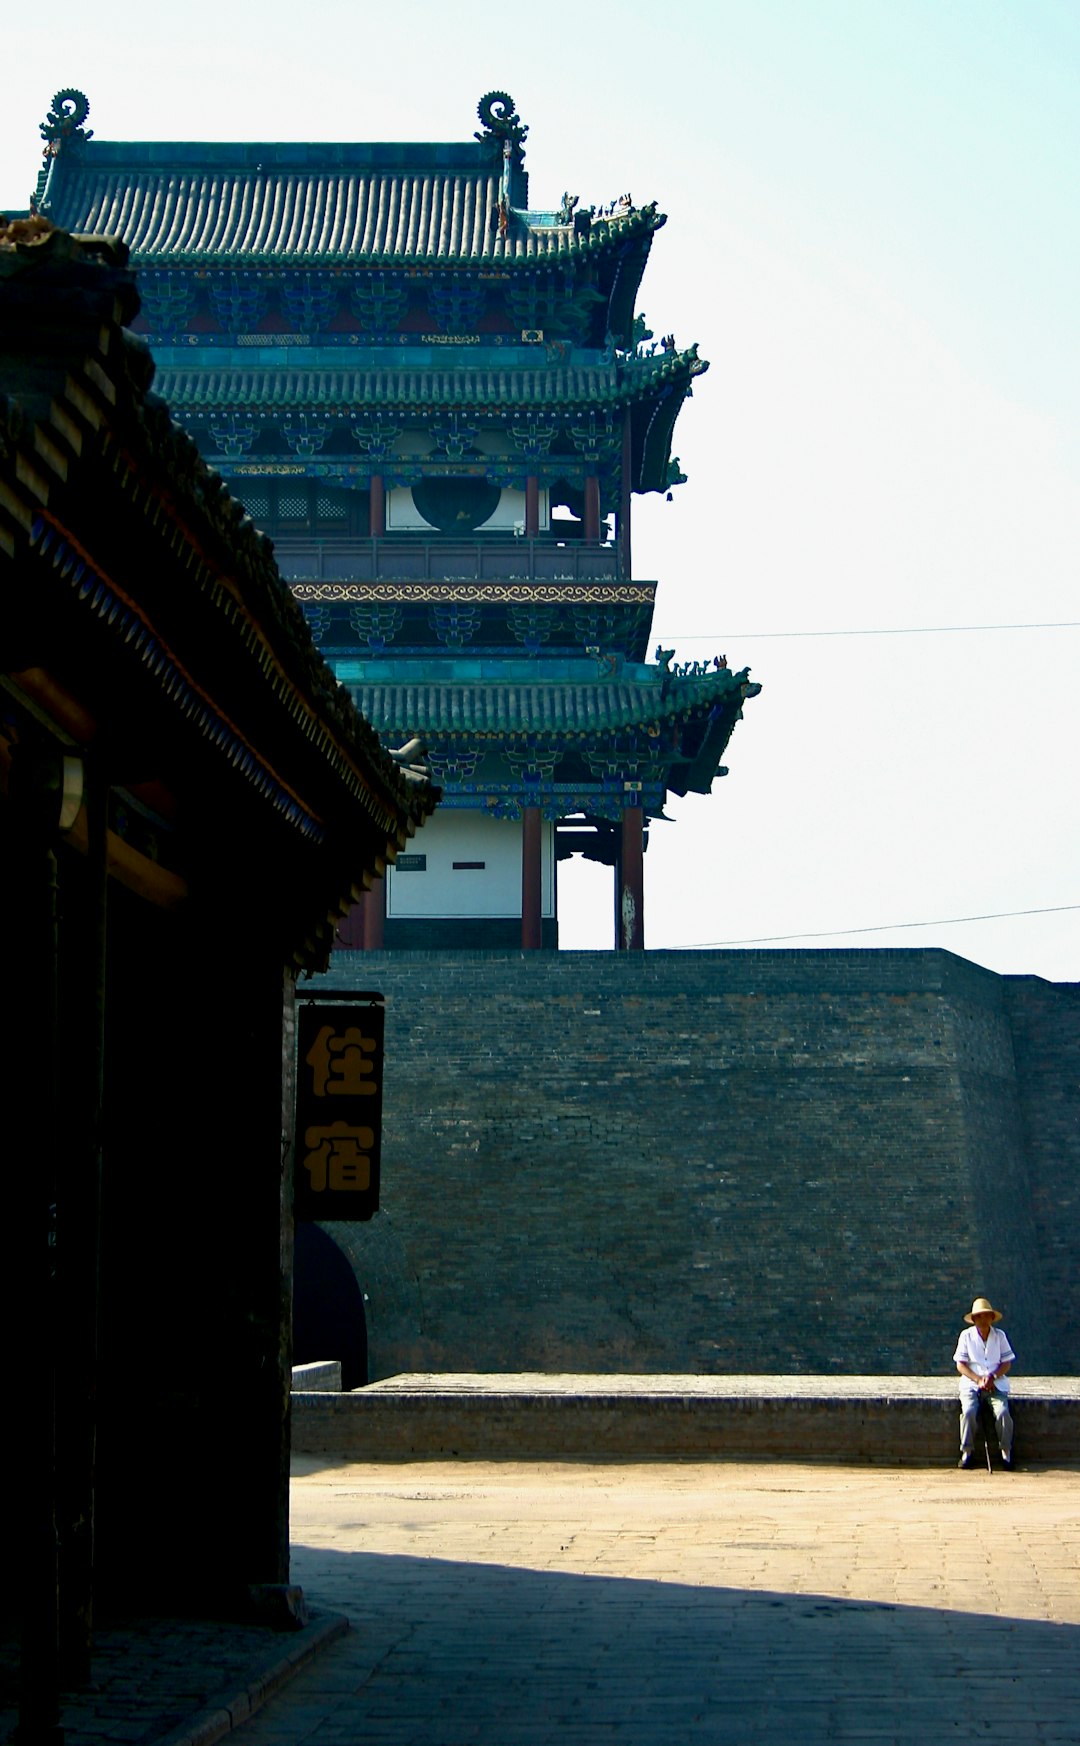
top-left (0, 217), bottom-right (439, 968)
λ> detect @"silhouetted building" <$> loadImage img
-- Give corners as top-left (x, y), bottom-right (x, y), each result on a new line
top-left (0, 214), bottom-right (435, 1731)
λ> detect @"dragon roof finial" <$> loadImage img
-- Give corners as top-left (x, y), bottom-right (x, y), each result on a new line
top-left (475, 92), bottom-right (528, 161)
top-left (40, 89), bottom-right (93, 155)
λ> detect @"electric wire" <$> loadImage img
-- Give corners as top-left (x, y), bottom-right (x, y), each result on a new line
top-left (656, 620), bottom-right (1080, 642)
top-left (679, 903), bottom-right (1080, 949)
top-left (645, 618), bottom-right (1080, 947)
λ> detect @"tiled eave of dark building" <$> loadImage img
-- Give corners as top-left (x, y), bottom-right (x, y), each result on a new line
top-left (0, 218), bottom-right (437, 967)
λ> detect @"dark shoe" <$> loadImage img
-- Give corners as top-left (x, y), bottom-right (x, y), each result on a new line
top-left (958, 1453), bottom-right (974, 1469)
top-left (1000, 1450), bottom-right (1013, 1469)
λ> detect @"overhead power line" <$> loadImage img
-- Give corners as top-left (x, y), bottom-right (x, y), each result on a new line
top-left (660, 620), bottom-right (1080, 642)
top-left (682, 903), bottom-right (1080, 949)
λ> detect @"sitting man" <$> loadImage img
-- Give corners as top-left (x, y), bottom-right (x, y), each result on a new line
top-left (953, 1296), bottom-right (1015, 1469)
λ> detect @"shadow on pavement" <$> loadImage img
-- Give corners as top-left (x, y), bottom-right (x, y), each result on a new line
top-left (272, 1543), bottom-right (1079, 1744)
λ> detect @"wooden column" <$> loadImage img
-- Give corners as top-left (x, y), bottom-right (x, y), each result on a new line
top-left (59, 765), bottom-right (108, 1684)
top-left (525, 475), bottom-right (540, 538)
top-left (521, 806), bottom-right (542, 950)
top-left (363, 873), bottom-right (386, 949)
top-left (583, 474), bottom-right (601, 543)
top-left (618, 805), bottom-right (644, 951)
top-left (369, 474), bottom-right (386, 538)
top-left (10, 826), bottom-right (62, 1740)
top-left (619, 408), bottom-right (633, 578)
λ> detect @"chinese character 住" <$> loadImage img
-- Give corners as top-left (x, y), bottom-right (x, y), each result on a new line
top-left (305, 1024), bottom-right (377, 1097)
top-left (303, 1122), bottom-right (375, 1192)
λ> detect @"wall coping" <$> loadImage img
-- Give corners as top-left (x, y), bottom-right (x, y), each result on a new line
top-left (355, 1372), bottom-right (1080, 1402)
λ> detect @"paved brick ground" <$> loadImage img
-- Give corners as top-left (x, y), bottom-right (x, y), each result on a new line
top-left (0, 1609), bottom-right (346, 1746)
top-left (5, 1456), bottom-right (1078, 1745)
top-left (230, 1455), bottom-right (1080, 1745)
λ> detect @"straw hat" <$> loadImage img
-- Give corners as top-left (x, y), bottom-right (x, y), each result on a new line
top-left (964, 1296), bottom-right (1002, 1324)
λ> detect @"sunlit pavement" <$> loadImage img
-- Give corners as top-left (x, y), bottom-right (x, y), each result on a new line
top-left (228, 1456), bottom-right (1080, 1744)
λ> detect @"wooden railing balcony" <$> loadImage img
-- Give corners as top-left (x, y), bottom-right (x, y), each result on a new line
top-left (273, 537), bottom-right (622, 585)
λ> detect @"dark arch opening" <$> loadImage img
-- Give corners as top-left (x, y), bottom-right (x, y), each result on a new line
top-left (293, 1223), bottom-right (368, 1390)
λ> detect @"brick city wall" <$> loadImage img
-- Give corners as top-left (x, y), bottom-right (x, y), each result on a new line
top-left (303, 950), bottom-right (1079, 1380)
top-left (1001, 976), bottom-right (1080, 1331)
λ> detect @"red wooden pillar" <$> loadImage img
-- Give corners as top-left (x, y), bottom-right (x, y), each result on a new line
top-left (525, 474), bottom-right (540, 538)
top-left (521, 805), bottom-right (542, 950)
top-left (618, 805), bottom-right (644, 951)
top-left (363, 873), bottom-right (386, 949)
top-left (369, 474), bottom-right (386, 538)
top-left (618, 408), bottom-right (633, 578)
top-left (583, 474), bottom-right (601, 543)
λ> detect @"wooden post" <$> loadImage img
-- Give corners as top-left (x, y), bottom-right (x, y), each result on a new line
top-left (521, 806), bottom-right (542, 950)
top-left (13, 829), bottom-right (62, 1741)
top-left (525, 475), bottom-right (540, 538)
top-left (369, 474), bottom-right (386, 538)
top-left (583, 474), bottom-right (601, 543)
top-left (363, 874), bottom-right (386, 949)
top-left (618, 805), bottom-right (644, 951)
top-left (59, 765), bottom-right (109, 1685)
top-left (619, 408), bottom-right (633, 578)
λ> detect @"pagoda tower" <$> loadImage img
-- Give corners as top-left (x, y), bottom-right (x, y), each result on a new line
top-left (34, 87), bottom-right (759, 949)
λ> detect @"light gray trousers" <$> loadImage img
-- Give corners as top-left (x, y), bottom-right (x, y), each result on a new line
top-left (960, 1388), bottom-right (1013, 1456)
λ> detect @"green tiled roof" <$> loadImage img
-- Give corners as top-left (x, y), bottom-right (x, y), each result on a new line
top-left (154, 348), bottom-right (706, 413)
top-left (353, 673), bottom-right (755, 735)
top-left (47, 143), bottom-right (664, 269)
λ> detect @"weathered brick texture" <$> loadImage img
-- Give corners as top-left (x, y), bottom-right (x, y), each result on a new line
top-left (1002, 976), bottom-right (1080, 1329)
top-left (305, 950), bottom-right (1078, 1379)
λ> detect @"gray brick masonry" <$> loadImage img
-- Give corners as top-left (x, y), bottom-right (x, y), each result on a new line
top-left (303, 949), bottom-right (1080, 1379)
top-left (291, 1373), bottom-right (1080, 1464)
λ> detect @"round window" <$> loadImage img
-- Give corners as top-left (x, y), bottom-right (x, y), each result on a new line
top-left (411, 478), bottom-right (501, 532)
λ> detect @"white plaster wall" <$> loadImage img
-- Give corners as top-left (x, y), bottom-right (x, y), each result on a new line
top-left (387, 810), bottom-right (554, 919)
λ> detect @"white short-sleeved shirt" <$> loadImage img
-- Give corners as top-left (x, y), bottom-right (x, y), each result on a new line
top-left (953, 1324), bottom-right (1016, 1394)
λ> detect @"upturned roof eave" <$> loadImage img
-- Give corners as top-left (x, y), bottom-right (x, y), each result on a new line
top-left (349, 671), bottom-right (758, 737)
top-left (120, 215), bottom-right (665, 273)
top-left (152, 347), bottom-right (709, 417)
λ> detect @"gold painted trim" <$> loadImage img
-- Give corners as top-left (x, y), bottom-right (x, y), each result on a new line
top-left (291, 582), bottom-right (654, 605)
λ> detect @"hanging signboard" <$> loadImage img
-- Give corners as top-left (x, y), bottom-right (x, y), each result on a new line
top-left (294, 993), bottom-right (384, 1222)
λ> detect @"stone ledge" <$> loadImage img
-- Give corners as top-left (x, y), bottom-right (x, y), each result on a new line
top-left (291, 1374), bottom-right (1080, 1464)
top-left (291, 1360), bottom-right (342, 1393)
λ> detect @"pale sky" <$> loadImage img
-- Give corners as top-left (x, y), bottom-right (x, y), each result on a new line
top-left (4, 0), bottom-right (1078, 977)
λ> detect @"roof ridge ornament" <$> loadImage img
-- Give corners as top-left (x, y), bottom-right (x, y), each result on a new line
top-left (475, 92), bottom-right (528, 161)
top-left (475, 93), bottom-right (528, 243)
top-left (33, 89), bottom-right (93, 212)
top-left (40, 88), bottom-right (93, 154)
